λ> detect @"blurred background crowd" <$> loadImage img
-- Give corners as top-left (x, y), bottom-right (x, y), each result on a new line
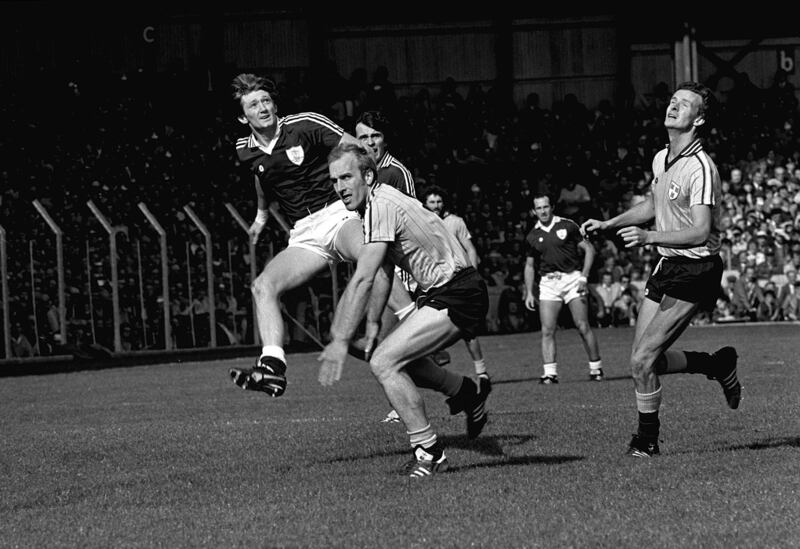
top-left (2, 62), bottom-right (799, 358)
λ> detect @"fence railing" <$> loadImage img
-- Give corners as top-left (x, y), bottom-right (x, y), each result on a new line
top-left (0, 199), bottom-right (340, 362)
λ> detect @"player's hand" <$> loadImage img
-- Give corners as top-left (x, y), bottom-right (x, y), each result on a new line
top-left (524, 293), bottom-right (537, 312)
top-left (318, 339), bottom-right (349, 386)
top-left (248, 220), bottom-right (265, 245)
top-left (580, 218), bottom-right (606, 238)
top-left (617, 226), bottom-right (650, 248)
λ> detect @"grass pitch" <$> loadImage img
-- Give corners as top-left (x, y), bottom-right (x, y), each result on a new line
top-left (2, 323), bottom-right (799, 548)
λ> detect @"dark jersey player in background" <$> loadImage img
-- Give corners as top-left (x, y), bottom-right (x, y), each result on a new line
top-left (355, 110), bottom-right (416, 197)
top-left (524, 193), bottom-right (603, 384)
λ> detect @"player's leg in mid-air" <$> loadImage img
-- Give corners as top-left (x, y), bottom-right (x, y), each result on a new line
top-left (231, 208), bottom-right (359, 396)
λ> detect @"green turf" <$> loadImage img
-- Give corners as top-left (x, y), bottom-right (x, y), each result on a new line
top-left (2, 324), bottom-right (799, 548)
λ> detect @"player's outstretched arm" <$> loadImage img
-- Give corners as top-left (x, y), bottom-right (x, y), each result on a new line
top-left (318, 242), bottom-right (388, 385)
top-left (581, 194), bottom-right (656, 237)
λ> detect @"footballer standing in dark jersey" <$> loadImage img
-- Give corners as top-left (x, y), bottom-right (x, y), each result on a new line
top-left (582, 81), bottom-right (741, 458)
top-left (227, 73), bottom-right (413, 398)
top-left (524, 193), bottom-right (603, 384)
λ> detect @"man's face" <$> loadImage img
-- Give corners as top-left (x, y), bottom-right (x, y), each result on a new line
top-left (424, 194), bottom-right (444, 217)
top-left (238, 90), bottom-right (278, 132)
top-left (533, 196), bottom-right (553, 224)
top-left (329, 153), bottom-right (373, 211)
top-left (664, 89), bottom-right (704, 132)
top-left (355, 122), bottom-right (386, 163)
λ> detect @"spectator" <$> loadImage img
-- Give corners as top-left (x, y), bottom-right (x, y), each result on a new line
top-left (556, 169), bottom-right (592, 222)
top-left (776, 269), bottom-right (799, 320)
top-left (730, 265), bottom-right (765, 320)
top-left (591, 271), bottom-right (623, 327)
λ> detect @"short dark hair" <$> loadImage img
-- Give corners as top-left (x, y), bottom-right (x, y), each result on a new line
top-left (328, 143), bottom-right (377, 180)
top-left (422, 185), bottom-right (448, 207)
top-left (231, 73), bottom-right (279, 113)
top-left (355, 110), bottom-right (392, 142)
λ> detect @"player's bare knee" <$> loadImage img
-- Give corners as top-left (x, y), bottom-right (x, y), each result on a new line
top-left (368, 354), bottom-right (395, 383)
top-left (252, 271), bottom-right (282, 301)
top-left (630, 347), bottom-right (657, 379)
top-left (574, 320), bottom-right (591, 335)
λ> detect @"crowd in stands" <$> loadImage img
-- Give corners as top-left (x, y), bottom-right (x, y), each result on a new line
top-left (1, 64), bottom-right (799, 358)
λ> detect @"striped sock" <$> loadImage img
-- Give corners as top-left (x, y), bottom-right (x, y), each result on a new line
top-left (407, 424), bottom-right (437, 449)
top-left (635, 386), bottom-right (662, 440)
top-left (543, 362), bottom-right (557, 377)
top-left (473, 359), bottom-right (487, 376)
top-left (636, 386), bottom-right (662, 413)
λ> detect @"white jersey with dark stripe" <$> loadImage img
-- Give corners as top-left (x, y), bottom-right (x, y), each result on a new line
top-left (236, 112), bottom-right (343, 226)
top-left (377, 152), bottom-right (416, 197)
top-left (362, 183), bottom-right (470, 292)
top-left (650, 139), bottom-right (722, 259)
top-left (525, 216), bottom-right (583, 274)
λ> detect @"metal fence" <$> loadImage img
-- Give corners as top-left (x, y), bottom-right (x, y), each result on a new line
top-left (0, 199), bottom-right (342, 361)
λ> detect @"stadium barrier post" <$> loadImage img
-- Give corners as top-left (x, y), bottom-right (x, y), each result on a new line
top-left (224, 202), bottom-right (260, 345)
top-left (137, 203), bottom-right (171, 350)
top-left (225, 239), bottom-right (239, 342)
top-left (87, 200), bottom-right (124, 353)
top-left (85, 240), bottom-right (97, 344)
top-left (183, 205), bottom-right (216, 348)
top-left (32, 199), bottom-right (67, 346)
top-left (28, 241), bottom-right (40, 351)
top-left (185, 242), bottom-right (196, 347)
top-left (0, 225), bottom-right (10, 358)
top-left (135, 240), bottom-right (148, 349)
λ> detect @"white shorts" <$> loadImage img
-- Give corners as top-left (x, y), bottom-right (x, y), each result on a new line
top-left (288, 200), bottom-right (360, 264)
top-left (539, 270), bottom-right (585, 304)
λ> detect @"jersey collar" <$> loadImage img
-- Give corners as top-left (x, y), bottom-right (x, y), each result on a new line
top-left (248, 117), bottom-right (284, 154)
top-left (535, 215), bottom-right (562, 231)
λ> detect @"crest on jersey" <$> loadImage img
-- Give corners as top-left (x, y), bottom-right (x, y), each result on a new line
top-left (556, 229), bottom-right (567, 240)
top-left (669, 180), bottom-right (680, 200)
top-left (286, 145), bottom-right (304, 166)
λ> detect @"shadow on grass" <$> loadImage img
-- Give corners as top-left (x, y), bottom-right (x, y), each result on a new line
top-left (446, 454), bottom-right (584, 473)
top-left (493, 374), bottom-right (631, 386)
top-left (491, 376), bottom-right (539, 385)
top-left (728, 436), bottom-right (800, 451)
top-left (325, 433), bottom-right (568, 467)
top-left (438, 433), bottom-right (539, 456)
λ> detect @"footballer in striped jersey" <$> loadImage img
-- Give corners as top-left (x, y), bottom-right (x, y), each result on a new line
top-left (319, 144), bottom-right (490, 476)
top-left (581, 82), bottom-right (741, 458)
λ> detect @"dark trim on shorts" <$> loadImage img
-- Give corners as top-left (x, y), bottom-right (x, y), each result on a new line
top-left (416, 267), bottom-right (489, 339)
top-left (645, 254), bottom-right (723, 309)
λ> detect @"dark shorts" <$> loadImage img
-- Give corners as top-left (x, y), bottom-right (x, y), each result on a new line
top-left (645, 255), bottom-right (723, 309)
top-left (416, 267), bottom-right (489, 339)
